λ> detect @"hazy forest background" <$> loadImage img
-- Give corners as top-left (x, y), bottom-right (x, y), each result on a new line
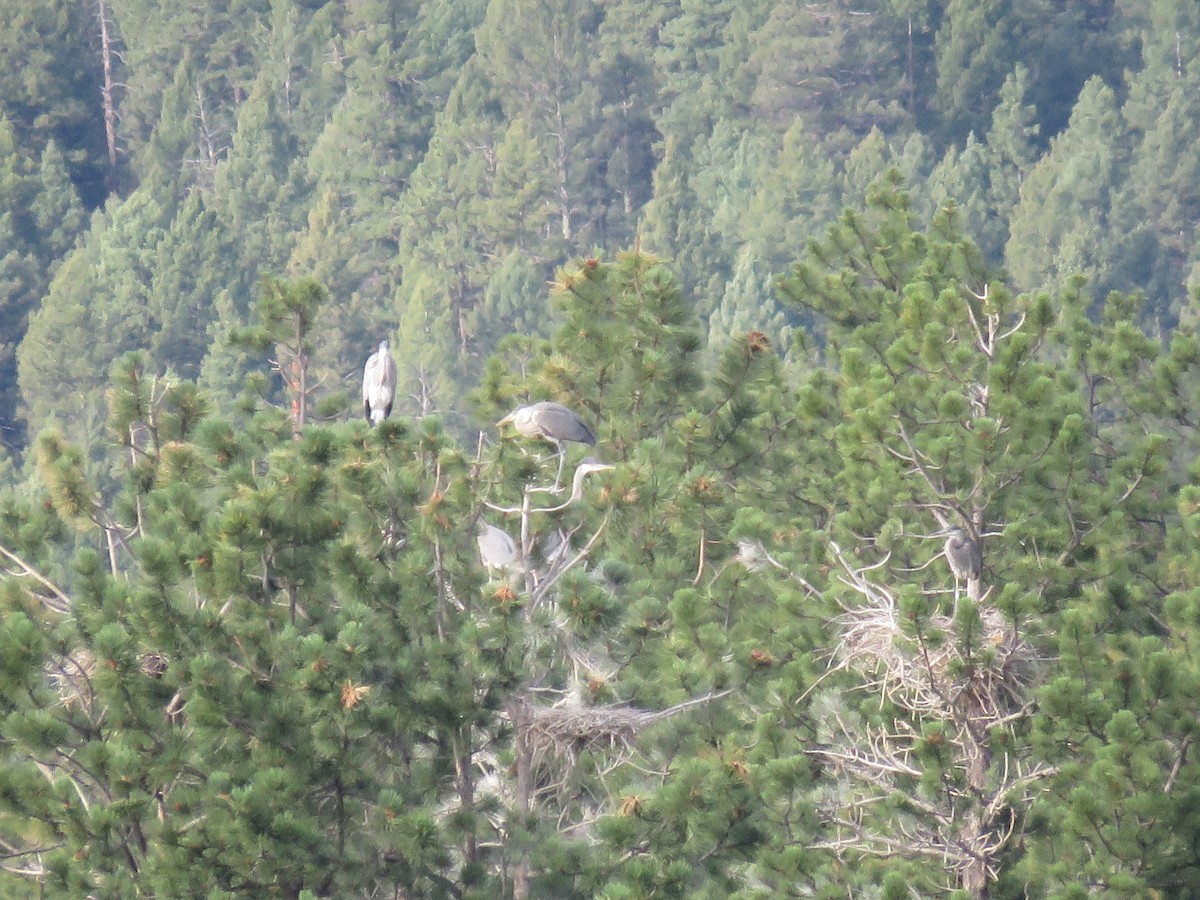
top-left (4, 0), bottom-right (1200, 897)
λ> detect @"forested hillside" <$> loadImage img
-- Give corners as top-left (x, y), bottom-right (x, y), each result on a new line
top-left (3, 1), bottom-right (1200, 897)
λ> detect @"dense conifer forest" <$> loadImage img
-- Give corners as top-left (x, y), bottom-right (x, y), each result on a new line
top-left (4, 1), bottom-right (1200, 896)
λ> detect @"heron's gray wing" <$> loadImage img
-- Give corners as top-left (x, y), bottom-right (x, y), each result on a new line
top-left (381, 352), bottom-right (397, 418)
top-left (534, 401), bottom-right (596, 444)
top-left (362, 353), bottom-right (376, 420)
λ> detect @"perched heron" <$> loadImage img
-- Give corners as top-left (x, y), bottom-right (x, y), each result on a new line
top-left (498, 401), bottom-right (596, 487)
top-left (476, 521), bottom-right (517, 574)
top-left (362, 339), bottom-right (397, 426)
top-left (940, 526), bottom-right (982, 605)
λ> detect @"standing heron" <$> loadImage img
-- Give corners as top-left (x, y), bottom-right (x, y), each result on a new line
top-left (498, 401), bottom-right (596, 488)
top-left (476, 521), bottom-right (518, 574)
top-left (362, 339), bottom-right (397, 426)
top-left (940, 526), bottom-right (982, 606)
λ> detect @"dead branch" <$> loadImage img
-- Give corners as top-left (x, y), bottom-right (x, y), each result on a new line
top-left (0, 543), bottom-right (71, 611)
top-left (528, 515), bottom-right (608, 617)
top-left (734, 539), bottom-right (821, 598)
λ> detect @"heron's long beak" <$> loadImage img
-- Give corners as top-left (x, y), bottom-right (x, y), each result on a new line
top-left (496, 413), bottom-right (514, 428)
top-left (578, 458), bottom-right (615, 474)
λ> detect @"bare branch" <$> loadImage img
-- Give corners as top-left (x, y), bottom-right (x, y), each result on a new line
top-left (528, 515), bottom-right (608, 616)
top-left (0, 542), bottom-right (71, 610)
top-left (1165, 736), bottom-right (1192, 794)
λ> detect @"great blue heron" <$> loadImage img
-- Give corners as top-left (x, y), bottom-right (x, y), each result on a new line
top-left (362, 339), bottom-right (397, 426)
top-left (498, 401), bottom-right (596, 487)
top-left (940, 526), bottom-right (982, 605)
top-left (476, 521), bottom-right (518, 574)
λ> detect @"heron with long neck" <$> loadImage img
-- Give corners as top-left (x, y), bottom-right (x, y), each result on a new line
top-left (538, 457), bottom-right (614, 513)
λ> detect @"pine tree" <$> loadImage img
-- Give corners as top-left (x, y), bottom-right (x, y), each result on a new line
top-left (773, 175), bottom-right (1175, 896)
top-left (590, 48), bottom-right (661, 244)
top-left (147, 192), bottom-right (235, 382)
top-left (0, 119), bottom-right (42, 450)
top-left (742, 118), bottom-right (840, 277)
top-left (1108, 2), bottom-right (1200, 324)
top-left (230, 276), bottom-right (328, 437)
top-left (17, 188), bottom-right (171, 442)
top-left (745, 0), bottom-right (916, 145)
top-left (1005, 77), bottom-right (1127, 296)
top-left (979, 65), bottom-right (1041, 259)
top-left (1013, 294), bottom-right (1200, 896)
top-left (932, 0), bottom-right (1019, 141)
top-left (0, 344), bottom-right (525, 896)
top-left (206, 76), bottom-right (310, 307)
top-left (473, 0), bottom-right (608, 245)
top-left (923, 133), bottom-right (999, 257)
top-left (31, 140), bottom-right (87, 270)
top-left (637, 134), bottom-right (724, 313)
top-left (0, 0), bottom-right (110, 205)
top-left (705, 248), bottom-right (794, 363)
top-left (109, 0), bottom-right (268, 173)
top-left (472, 250), bottom-right (831, 897)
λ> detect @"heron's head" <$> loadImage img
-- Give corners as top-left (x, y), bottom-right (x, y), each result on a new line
top-left (576, 457), bottom-right (615, 477)
top-left (933, 525), bottom-right (979, 563)
top-left (379, 338), bottom-right (390, 353)
top-left (931, 524), bottom-right (968, 539)
top-left (496, 405), bottom-right (530, 430)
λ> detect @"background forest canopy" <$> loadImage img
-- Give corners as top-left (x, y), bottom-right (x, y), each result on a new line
top-left (7, 1), bottom-right (1200, 899)
top-left (3, 0), bottom-right (1200, 456)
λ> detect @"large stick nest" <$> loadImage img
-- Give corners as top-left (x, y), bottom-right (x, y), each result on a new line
top-left (510, 691), bottom-right (728, 761)
top-left (831, 585), bottom-right (1040, 723)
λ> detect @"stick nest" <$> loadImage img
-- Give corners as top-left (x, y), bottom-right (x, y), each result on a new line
top-left (832, 593), bottom-right (1040, 722)
top-left (510, 690), bottom-right (728, 760)
top-left (48, 648), bottom-right (170, 717)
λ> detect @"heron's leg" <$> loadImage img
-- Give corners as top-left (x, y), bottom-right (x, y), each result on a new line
top-left (552, 442), bottom-right (567, 492)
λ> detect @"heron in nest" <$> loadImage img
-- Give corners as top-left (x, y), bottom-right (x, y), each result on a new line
top-left (476, 521), bottom-right (518, 574)
top-left (938, 526), bottom-right (982, 606)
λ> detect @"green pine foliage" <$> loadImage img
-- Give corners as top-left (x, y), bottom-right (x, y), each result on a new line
top-left (7, 0), bottom-right (1200, 452)
top-left (0, 0), bottom-right (110, 205)
top-left (5, 216), bottom-right (1200, 898)
top-left (1005, 77), bottom-right (1126, 296)
top-left (1, 347), bottom-right (524, 898)
top-left (8, 4), bottom-right (1200, 897)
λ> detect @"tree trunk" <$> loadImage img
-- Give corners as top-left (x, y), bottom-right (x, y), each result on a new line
top-left (453, 733), bottom-right (478, 866)
top-left (512, 699), bottom-right (532, 900)
top-left (289, 314), bottom-right (307, 439)
top-left (96, 0), bottom-right (119, 179)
